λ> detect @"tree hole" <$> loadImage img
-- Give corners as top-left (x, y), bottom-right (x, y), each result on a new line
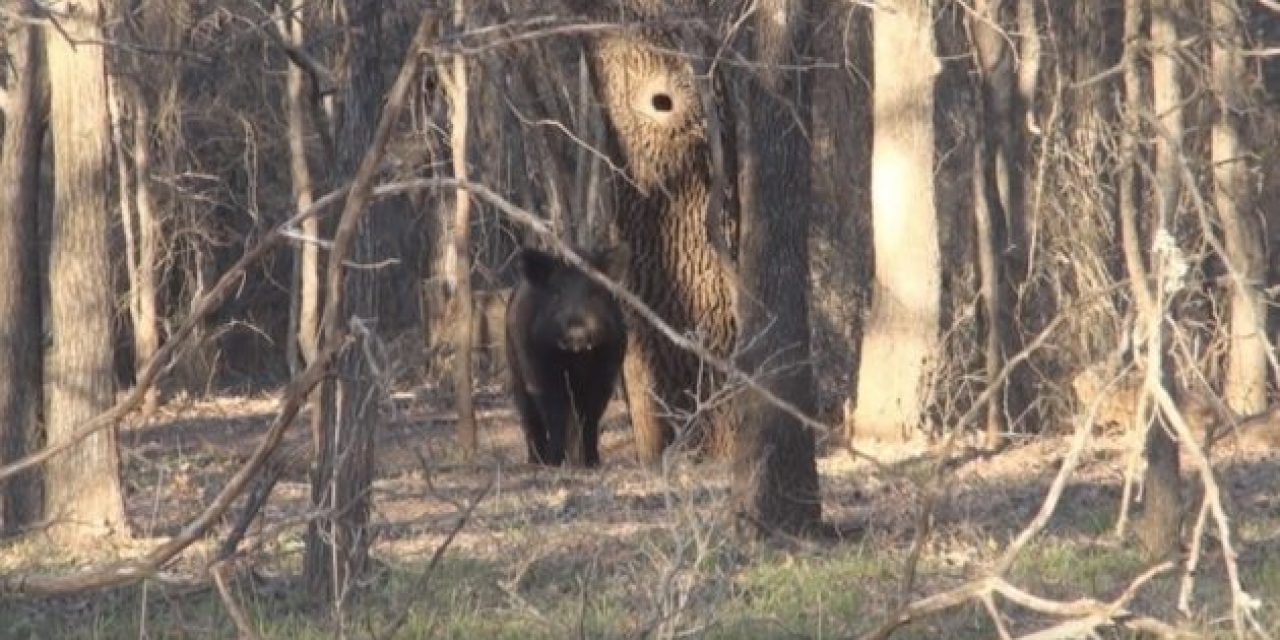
top-left (650, 93), bottom-right (674, 113)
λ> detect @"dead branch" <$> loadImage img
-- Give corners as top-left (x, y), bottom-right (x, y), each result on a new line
top-left (374, 473), bottom-right (493, 640)
top-left (212, 561), bottom-right (261, 640)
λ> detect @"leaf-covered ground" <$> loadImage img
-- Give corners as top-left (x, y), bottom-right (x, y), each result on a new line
top-left (2, 386), bottom-right (1278, 638)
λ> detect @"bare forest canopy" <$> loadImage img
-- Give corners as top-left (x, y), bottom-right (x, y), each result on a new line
top-left (1, 0), bottom-right (1280, 638)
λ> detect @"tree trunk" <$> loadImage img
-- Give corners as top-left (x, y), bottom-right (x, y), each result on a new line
top-left (446, 0), bottom-right (477, 459)
top-left (970, 0), bottom-right (1012, 448)
top-left (1212, 0), bottom-right (1267, 415)
top-left (129, 88), bottom-right (162, 415)
top-left (0, 8), bottom-right (47, 534)
top-left (42, 0), bottom-right (128, 540)
top-left (278, 0), bottom-right (322, 374)
top-left (303, 0), bottom-right (404, 606)
top-left (852, 0), bottom-right (943, 444)
top-left (579, 16), bottom-right (737, 465)
top-left (1132, 0), bottom-right (1185, 561)
top-left (729, 0), bottom-right (822, 535)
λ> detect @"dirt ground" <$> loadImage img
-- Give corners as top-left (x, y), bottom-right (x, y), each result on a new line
top-left (5, 383), bottom-right (1280, 637)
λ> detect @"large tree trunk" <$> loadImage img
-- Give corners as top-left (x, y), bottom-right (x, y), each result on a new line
top-left (729, 0), bottom-right (822, 534)
top-left (852, 0), bottom-right (943, 444)
top-left (42, 0), bottom-right (128, 540)
top-left (1212, 0), bottom-right (1267, 415)
top-left (1132, 0), bottom-right (1185, 561)
top-left (580, 17), bottom-right (737, 465)
top-left (0, 8), bottom-right (48, 534)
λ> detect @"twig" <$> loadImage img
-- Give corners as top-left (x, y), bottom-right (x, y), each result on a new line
top-left (375, 475), bottom-right (493, 640)
top-left (211, 561), bottom-right (261, 640)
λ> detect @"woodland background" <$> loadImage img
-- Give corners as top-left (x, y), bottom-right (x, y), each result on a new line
top-left (1, 0), bottom-right (1280, 638)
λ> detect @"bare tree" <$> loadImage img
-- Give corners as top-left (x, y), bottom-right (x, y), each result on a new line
top-left (727, 0), bottom-right (822, 534)
top-left (445, 0), bottom-right (477, 459)
top-left (0, 2), bottom-right (47, 534)
top-left (1212, 0), bottom-right (1268, 415)
top-left (1129, 0), bottom-right (1185, 560)
top-left (852, 0), bottom-right (943, 444)
top-left (278, 0), bottom-right (323, 374)
top-left (572, 2), bottom-right (737, 464)
top-left (41, 0), bottom-right (128, 541)
top-left (303, 5), bottom-right (439, 610)
top-left (123, 84), bottom-right (162, 415)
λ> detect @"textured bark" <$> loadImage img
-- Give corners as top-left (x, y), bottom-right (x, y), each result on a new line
top-left (814, 5), bottom-right (872, 420)
top-left (42, 0), bottom-right (128, 539)
top-left (729, 0), bottom-right (821, 534)
top-left (1132, 0), bottom-right (1185, 561)
top-left (583, 25), bottom-right (737, 464)
top-left (447, 16), bottom-right (478, 459)
top-left (971, 0), bottom-right (1012, 448)
top-left (1212, 0), bottom-right (1267, 415)
top-left (852, 0), bottom-right (943, 443)
top-left (303, 2), bottom-right (438, 604)
top-left (0, 9), bottom-right (47, 534)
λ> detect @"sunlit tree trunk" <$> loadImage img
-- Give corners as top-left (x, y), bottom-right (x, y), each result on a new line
top-left (278, 0), bottom-right (322, 375)
top-left (1212, 0), bottom-right (1267, 415)
top-left (42, 0), bottom-right (128, 540)
top-left (129, 88), bottom-right (161, 415)
top-left (1131, 0), bottom-right (1185, 560)
top-left (445, 0), bottom-right (477, 458)
top-left (852, 0), bottom-right (942, 444)
top-left (0, 6), bottom-right (48, 534)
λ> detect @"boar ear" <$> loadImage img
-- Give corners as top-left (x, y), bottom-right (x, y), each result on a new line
top-left (589, 244), bottom-right (630, 281)
top-left (518, 248), bottom-right (557, 285)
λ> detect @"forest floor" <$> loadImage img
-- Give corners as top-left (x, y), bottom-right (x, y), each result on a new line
top-left (2, 382), bottom-right (1279, 639)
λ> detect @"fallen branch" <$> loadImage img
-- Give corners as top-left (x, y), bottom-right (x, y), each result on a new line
top-left (212, 560), bottom-right (261, 640)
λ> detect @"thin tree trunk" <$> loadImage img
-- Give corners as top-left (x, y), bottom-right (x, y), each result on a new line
top-left (852, 0), bottom-right (942, 444)
top-left (0, 8), bottom-right (47, 534)
top-left (303, 5), bottom-right (439, 609)
top-left (447, 0), bottom-right (477, 460)
top-left (729, 0), bottom-right (822, 535)
top-left (42, 0), bottom-right (128, 541)
top-left (130, 88), bottom-right (161, 415)
top-left (278, 0), bottom-right (321, 372)
top-left (1212, 0), bottom-right (1267, 415)
top-left (1132, 0), bottom-right (1185, 561)
top-left (971, 0), bottom-right (1011, 449)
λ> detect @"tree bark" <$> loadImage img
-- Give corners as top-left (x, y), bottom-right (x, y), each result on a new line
top-left (0, 7), bottom-right (47, 534)
top-left (278, 0), bottom-right (322, 374)
top-left (1212, 0), bottom-right (1267, 415)
top-left (302, 2), bottom-right (438, 607)
top-left (578, 13), bottom-right (737, 464)
top-left (446, 0), bottom-right (477, 459)
top-left (129, 86), bottom-right (161, 415)
top-left (970, 0), bottom-right (1012, 448)
top-left (729, 0), bottom-right (822, 535)
top-left (1131, 0), bottom-right (1185, 561)
top-left (852, 0), bottom-right (943, 444)
top-left (42, 0), bottom-right (128, 540)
